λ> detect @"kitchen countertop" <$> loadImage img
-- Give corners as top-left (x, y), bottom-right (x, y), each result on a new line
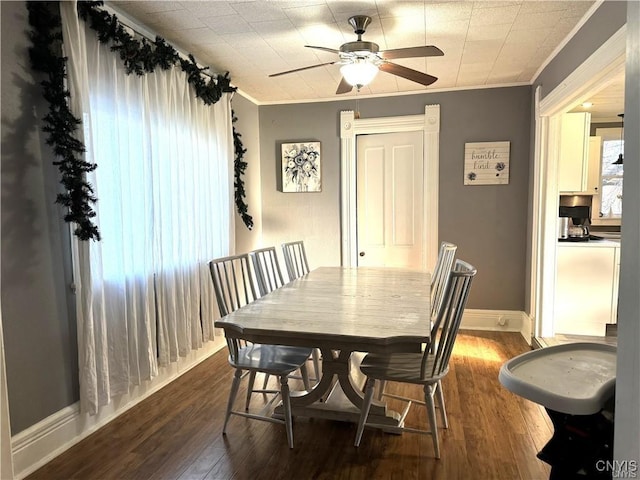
top-left (558, 239), bottom-right (620, 247)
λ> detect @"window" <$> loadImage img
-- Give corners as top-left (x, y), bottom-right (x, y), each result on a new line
top-left (593, 127), bottom-right (623, 225)
top-left (62, 3), bottom-right (234, 414)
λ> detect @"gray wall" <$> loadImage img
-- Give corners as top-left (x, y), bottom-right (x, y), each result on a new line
top-left (258, 101), bottom-right (343, 271)
top-left (590, 121), bottom-right (624, 135)
top-left (1, 1), bottom-right (78, 434)
top-left (259, 86), bottom-right (532, 311)
top-left (231, 93), bottom-right (262, 253)
top-left (534, 0), bottom-right (627, 99)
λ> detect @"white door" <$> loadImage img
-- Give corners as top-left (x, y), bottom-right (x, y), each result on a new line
top-left (357, 131), bottom-right (424, 268)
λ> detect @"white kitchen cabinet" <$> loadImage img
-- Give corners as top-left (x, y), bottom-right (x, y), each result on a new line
top-left (586, 136), bottom-right (602, 194)
top-left (558, 112), bottom-right (593, 193)
top-left (554, 243), bottom-right (619, 336)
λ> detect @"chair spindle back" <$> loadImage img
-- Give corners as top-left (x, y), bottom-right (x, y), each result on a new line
top-left (209, 254), bottom-right (257, 317)
top-left (250, 247), bottom-right (285, 296)
top-left (424, 259), bottom-right (476, 379)
top-left (430, 242), bottom-right (458, 318)
top-left (282, 241), bottom-right (310, 280)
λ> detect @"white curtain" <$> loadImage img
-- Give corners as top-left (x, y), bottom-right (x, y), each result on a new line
top-left (61, 2), bottom-right (234, 414)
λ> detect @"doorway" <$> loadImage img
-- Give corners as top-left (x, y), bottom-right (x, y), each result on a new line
top-left (531, 26), bottom-right (626, 344)
top-left (356, 131), bottom-right (424, 268)
top-left (339, 106), bottom-right (440, 270)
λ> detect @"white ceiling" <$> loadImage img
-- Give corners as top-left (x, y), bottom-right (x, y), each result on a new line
top-left (108, 0), bottom-right (599, 105)
top-left (569, 73), bottom-right (625, 122)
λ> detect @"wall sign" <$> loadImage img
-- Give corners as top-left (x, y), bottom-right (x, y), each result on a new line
top-left (464, 141), bottom-right (510, 185)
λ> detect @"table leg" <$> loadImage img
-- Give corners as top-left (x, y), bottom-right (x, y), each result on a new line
top-left (274, 347), bottom-right (401, 427)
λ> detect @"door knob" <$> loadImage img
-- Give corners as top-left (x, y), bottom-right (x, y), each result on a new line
top-left (359, 251), bottom-right (365, 257)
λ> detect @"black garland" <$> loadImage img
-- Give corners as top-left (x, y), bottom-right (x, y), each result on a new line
top-left (232, 112), bottom-right (253, 229)
top-left (27, 1), bottom-right (253, 241)
top-left (27, 2), bottom-right (100, 240)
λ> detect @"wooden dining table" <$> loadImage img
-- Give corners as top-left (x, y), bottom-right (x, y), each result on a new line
top-left (214, 266), bottom-right (431, 427)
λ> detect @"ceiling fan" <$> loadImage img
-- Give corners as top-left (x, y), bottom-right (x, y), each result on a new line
top-left (269, 15), bottom-right (444, 94)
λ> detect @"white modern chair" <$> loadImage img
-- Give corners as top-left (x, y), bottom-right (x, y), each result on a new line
top-left (250, 246), bottom-right (321, 384)
top-left (354, 259), bottom-right (477, 458)
top-left (209, 253), bottom-right (313, 448)
top-left (281, 240), bottom-right (310, 280)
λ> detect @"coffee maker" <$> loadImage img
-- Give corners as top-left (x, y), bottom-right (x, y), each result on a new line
top-left (558, 205), bottom-right (590, 241)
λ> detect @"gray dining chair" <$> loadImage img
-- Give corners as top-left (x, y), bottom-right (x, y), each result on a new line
top-left (354, 259), bottom-right (477, 458)
top-left (430, 242), bottom-right (458, 318)
top-left (250, 246), bottom-right (321, 385)
top-left (209, 253), bottom-right (313, 448)
top-left (282, 240), bottom-right (310, 280)
top-left (250, 246), bottom-right (286, 296)
top-left (375, 241), bottom-right (458, 401)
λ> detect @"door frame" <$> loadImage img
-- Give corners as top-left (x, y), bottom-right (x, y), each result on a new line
top-left (532, 27), bottom-right (626, 338)
top-left (340, 105), bottom-right (440, 269)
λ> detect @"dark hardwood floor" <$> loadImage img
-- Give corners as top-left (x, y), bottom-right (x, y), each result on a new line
top-left (27, 331), bottom-right (552, 480)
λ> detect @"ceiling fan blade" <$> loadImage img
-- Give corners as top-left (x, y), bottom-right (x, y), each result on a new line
top-left (379, 62), bottom-right (438, 86)
top-left (269, 61), bottom-right (336, 77)
top-left (305, 45), bottom-right (341, 54)
top-left (336, 77), bottom-right (353, 94)
top-left (380, 46), bottom-right (444, 60)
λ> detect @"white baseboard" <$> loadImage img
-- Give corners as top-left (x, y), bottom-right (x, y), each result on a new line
top-left (11, 337), bottom-right (226, 480)
top-left (461, 309), bottom-right (525, 332)
top-left (520, 312), bottom-right (534, 346)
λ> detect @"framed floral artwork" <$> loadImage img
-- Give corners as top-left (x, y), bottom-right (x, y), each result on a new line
top-left (281, 142), bottom-right (322, 192)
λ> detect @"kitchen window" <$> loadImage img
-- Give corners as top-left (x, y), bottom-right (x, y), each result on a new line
top-left (593, 127), bottom-right (623, 225)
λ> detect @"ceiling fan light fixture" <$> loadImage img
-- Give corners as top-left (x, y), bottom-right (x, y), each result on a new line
top-left (340, 60), bottom-right (378, 88)
top-left (270, 14), bottom-right (442, 94)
